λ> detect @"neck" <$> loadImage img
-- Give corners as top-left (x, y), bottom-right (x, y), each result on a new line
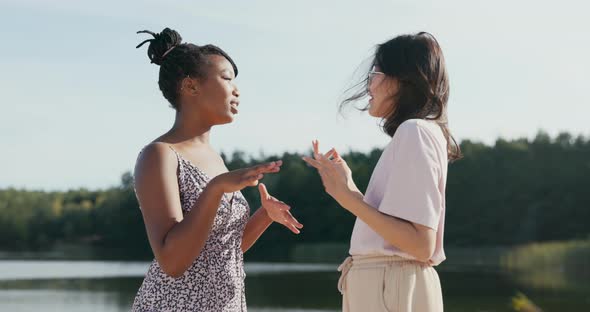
top-left (167, 110), bottom-right (213, 146)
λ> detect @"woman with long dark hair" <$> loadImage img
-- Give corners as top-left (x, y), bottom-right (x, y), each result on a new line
top-left (303, 32), bottom-right (461, 311)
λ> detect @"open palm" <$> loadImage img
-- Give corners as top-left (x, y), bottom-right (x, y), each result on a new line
top-left (258, 183), bottom-right (303, 234)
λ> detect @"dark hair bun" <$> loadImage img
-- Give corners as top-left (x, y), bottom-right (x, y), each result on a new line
top-left (136, 28), bottom-right (183, 65)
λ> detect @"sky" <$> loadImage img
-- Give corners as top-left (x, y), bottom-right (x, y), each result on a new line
top-left (0, 0), bottom-right (588, 190)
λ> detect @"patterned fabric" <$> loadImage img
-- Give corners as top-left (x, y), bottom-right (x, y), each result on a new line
top-left (132, 146), bottom-right (250, 312)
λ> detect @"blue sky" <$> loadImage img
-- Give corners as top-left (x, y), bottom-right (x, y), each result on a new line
top-left (1, 0), bottom-right (588, 190)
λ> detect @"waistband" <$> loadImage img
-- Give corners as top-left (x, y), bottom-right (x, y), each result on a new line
top-left (337, 255), bottom-right (426, 295)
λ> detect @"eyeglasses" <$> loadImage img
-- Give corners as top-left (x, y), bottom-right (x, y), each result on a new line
top-left (367, 70), bottom-right (385, 84)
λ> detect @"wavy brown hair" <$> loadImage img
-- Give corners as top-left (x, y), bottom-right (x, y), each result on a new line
top-left (342, 32), bottom-right (462, 161)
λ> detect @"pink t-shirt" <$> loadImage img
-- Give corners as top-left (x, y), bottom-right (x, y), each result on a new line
top-left (349, 119), bottom-right (448, 265)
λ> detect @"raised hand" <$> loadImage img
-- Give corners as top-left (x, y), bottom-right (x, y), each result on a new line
top-left (258, 183), bottom-right (303, 234)
top-left (210, 161), bottom-right (283, 194)
top-left (303, 140), bottom-right (363, 207)
top-left (313, 140), bottom-right (353, 181)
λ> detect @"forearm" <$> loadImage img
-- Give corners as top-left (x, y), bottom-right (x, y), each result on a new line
top-left (342, 195), bottom-right (433, 262)
top-left (241, 207), bottom-right (273, 253)
top-left (159, 183), bottom-right (224, 277)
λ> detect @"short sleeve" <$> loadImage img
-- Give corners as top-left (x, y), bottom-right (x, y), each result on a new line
top-left (378, 122), bottom-right (443, 230)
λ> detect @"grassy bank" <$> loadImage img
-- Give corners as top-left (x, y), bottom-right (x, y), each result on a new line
top-left (501, 239), bottom-right (590, 273)
top-left (501, 240), bottom-right (590, 292)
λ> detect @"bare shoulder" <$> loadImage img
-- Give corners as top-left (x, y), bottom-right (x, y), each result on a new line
top-left (134, 142), bottom-right (178, 178)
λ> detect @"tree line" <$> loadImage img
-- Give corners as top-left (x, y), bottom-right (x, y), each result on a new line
top-left (1, 131), bottom-right (588, 260)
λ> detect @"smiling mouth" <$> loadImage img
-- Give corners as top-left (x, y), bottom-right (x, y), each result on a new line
top-left (230, 103), bottom-right (239, 114)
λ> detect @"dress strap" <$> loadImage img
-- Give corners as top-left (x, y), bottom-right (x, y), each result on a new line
top-left (167, 145), bottom-right (184, 170)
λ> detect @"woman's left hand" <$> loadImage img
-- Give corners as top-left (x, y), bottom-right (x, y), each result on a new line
top-left (302, 140), bottom-right (363, 208)
top-left (258, 183), bottom-right (303, 234)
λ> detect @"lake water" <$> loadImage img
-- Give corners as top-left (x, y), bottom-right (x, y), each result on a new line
top-left (0, 260), bottom-right (588, 311)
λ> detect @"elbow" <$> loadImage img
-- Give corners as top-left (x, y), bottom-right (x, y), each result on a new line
top-left (164, 268), bottom-right (185, 279)
top-left (414, 245), bottom-right (435, 263)
top-left (413, 237), bottom-right (436, 263)
top-left (155, 238), bottom-right (204, 278)
top-left (160, 261), bottom-right (188, 278)
top-left (157, 251), bottom-right (192, 278)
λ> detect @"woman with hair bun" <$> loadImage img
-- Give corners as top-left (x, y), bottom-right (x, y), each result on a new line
top-left (132, 28), bottom-right (303, 312)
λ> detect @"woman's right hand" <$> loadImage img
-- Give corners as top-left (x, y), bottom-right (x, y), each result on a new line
top-left (313, 140), bottom-right (352, 180)
top-left (209, 160), bottom-right (283, 193)
top-left (303, 140), bottom-right (363, 207)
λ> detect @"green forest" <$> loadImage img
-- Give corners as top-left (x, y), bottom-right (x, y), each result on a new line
top-left (1, 131), bottom-right (589, 261)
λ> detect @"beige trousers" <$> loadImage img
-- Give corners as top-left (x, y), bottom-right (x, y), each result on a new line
top-left (338, 255), bottom-right (444, 312)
